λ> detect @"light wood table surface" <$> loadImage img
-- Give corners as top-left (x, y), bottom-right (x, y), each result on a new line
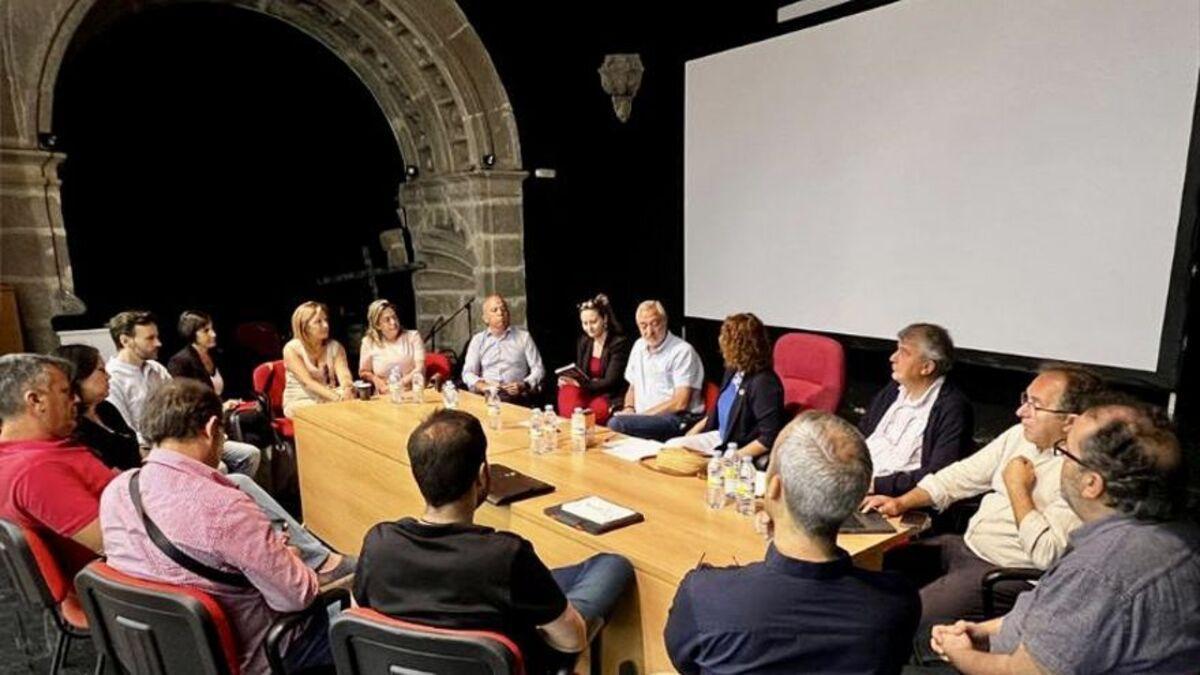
top-left (293, 392), bottom-right (913, 673)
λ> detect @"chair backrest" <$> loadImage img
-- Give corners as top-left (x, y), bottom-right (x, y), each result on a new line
top-left (252, 361), bottom-right (287, 418)
top-left (330, 607), bottom-right (525, 675)
top-left (702, 381), bottom-right (720, 415)
top-left (773, 332), bottom-right (846, 415)
top-left (425, 352), bottom-right (452, 383)
top-left (0, 518), bottom-right (66, 610)
top-left (74, 561), bottom-right (242, 675)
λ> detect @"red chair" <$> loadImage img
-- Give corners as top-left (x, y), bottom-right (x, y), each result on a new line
top-left (425, 352), bottom-right (452, 384)
top-left (702, 381), bottom-right (720, 416)
top-left (331, 607), bottom-right (601, 675)
top-left (0, 519), bottom-right (96, 675)
top-left (252, 360), bottom-right (292, 439)
top-left (75, 561), bottom-right (349, 675)
top-left (773, 332), bottom-right (845, 416)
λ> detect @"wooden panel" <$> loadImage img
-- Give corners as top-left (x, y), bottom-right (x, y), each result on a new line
top-left (293, 392), bottom-right (914, 673)
top-left (0, 285), bottom-right (24, 355)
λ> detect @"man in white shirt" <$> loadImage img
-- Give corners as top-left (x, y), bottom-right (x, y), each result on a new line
top-left (105, 310), bottom-right (260, 477)
top-left (862, 364), bottom-right (1103, 624)
top-left (608, 301), bottom-right (705, 442)
top-left (858, 323), bottom-right (974, 496)
top-left (461, 294), bottom-right (545, 403)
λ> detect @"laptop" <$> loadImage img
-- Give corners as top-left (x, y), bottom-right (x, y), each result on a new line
top-left (486, 464), bottom-right (556, 505)
top-left (839, 509), bottom-right (897, 534)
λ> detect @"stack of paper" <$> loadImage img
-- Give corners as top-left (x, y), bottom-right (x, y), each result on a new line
top-left (601, 437), bottom-right (663, 462)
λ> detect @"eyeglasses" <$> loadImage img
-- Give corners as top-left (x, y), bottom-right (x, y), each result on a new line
top-left (1053, 439), bottom-right (1089, 467)
top-left (1019, 391), bottom-right (1072, 416)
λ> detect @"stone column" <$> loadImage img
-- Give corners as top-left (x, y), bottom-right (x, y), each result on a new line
top-left (0, 146), bottom-right (85, 352)
top-left (390, 169), bottom-right (527, 352)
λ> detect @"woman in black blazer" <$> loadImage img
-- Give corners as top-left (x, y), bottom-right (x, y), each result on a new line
top-left (676, 313), bottom-right (785, 469)
top-left (556, 294), bottom-right (631, 424)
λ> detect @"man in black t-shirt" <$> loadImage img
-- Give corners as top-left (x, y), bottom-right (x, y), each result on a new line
top-left (354, 409), bottom-right (634, 674)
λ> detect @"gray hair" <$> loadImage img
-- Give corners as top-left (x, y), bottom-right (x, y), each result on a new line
top-left (898, 323), bottom-right (955, 377)
top-left (635, 300), bottom-right (667, 322)
top-left (0, 354), bottom-right (73, 421)
top-left (774, 411), bottom-right (873, 540)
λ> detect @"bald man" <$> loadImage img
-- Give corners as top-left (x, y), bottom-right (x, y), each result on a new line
top-left (461, 294), bottom-right (545, 403)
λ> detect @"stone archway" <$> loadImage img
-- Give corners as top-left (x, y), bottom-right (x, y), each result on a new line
top-left (0, 0), bottom-right (525, 351)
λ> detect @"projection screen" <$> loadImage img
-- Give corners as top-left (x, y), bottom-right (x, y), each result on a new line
top-left (684, 0), bottom-right (1199, 378)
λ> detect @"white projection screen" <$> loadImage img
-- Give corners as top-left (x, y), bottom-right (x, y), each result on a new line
top-left (685, 0), bottom-right (1199, 379)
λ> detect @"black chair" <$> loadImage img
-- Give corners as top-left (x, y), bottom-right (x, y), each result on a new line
top-left (76, 561), bottom-right (348, 674)
top-left (981, 567), bottom-right (1043, 618)
top-left (330, 607), bottom-right (605, 675)
top-left (0, 518), bottom-right (98, 675)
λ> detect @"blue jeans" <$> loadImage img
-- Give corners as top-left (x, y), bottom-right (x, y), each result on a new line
top-left (608, 412), bottom-right (693, 442)
top-left (551, 553), bottom-right (635, 622)
top-left (280, 602), bottom-right (338, 673)
top-left (224, 473), bottom-right (332, 570)
top-left (221, 439), bottom-right (262, 477)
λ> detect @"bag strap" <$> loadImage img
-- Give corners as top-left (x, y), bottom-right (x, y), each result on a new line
top-left (128, 470), bottom-right (251, 588)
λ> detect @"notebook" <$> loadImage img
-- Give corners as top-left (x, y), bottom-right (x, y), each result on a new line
top-left (545, 496), bottom-right (645, 534)
top-left (485, 464), bottom-right (556, 505)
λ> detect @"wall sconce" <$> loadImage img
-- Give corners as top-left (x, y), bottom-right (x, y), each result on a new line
top-left (598, 54), bottom-right (644, 123)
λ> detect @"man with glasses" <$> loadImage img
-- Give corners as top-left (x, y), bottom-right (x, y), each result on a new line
top-left (862, 364), bottom-right (1102, 625)
top-left (927, 397), bottom-right (1199, 673)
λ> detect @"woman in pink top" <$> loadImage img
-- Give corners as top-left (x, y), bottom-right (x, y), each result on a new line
top-left (281, 301), bottom-right (355, 417)
top-left (358, 299), bottom-right (425, 396)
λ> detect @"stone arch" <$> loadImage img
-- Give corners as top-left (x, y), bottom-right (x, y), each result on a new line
top-left (0, 0), bottom-right (525, 351)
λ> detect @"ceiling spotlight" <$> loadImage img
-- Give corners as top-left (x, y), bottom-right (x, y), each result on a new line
top-left (482, 153), bottom-right (496, 169)
top-left (405, 165), bottom-right (419, 179)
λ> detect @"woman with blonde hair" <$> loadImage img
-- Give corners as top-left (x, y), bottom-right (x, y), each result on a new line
top-left (281, 301), bottom-right (354, 417)
top-left (671, 312), bottom-right (784, 468)
top-left (359, 298), bottom-right (425, 396)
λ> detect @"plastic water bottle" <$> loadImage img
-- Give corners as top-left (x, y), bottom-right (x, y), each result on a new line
top-left (529, 407), bottom-right (544, 452)
top-left (570, 407), bottom-right (587, 453)
top-left (411, 370), bottom-right (426, 404)
top-left (722, 443), bottom-right (739, 498)
top-left (541, 405), bottom-right (558, 453)
top-left (485, 387), bottom-right (502, 430)
top-left (736, 456), bottom-right (756, 516)
top-left (388, 367), bottom-right (403, 404)
top-left (706, 451), bottom-right (726, 509)
top-left (441, 380), bottom-right (458, 410)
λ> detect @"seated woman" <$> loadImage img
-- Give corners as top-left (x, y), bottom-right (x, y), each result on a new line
top-left (556, 294), bottom-right (630, 425)
top-left (167, 310), bottom-right (242, 401)
top-left (359, 298), bottom-right (425, 396)
top-left (281, 301), bottom-right (355, 418)
top-left (669, 313), bottom-right (785, 469)
top-left (54, 343), bottom-right (142, 470)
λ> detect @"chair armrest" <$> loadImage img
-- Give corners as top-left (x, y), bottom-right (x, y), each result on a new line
top-left (265, 587), bottom-right (350, 674)
top-left (981, 567), bottom-right (1042, 618)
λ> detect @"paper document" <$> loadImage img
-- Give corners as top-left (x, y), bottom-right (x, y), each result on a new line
top-left (601, 437), bottom-right (663, 461)
top-left (560, 496), bottom-right (637, 525)
top-left (663, 430), bottom-right (722, 455)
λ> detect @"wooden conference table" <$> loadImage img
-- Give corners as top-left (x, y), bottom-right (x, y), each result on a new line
top-left (293, 392), bottom-right (913, 673)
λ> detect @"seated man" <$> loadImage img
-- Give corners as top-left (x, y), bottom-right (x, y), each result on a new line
top-left (105, 310), bottom-right (261, 477)
top-left (0, 355), bottom-right (350, 648)
top-left (100, 379), bottom-right (350, 675)
top-left (461, 294), bottom-right (546, 403)
top-left (862, 364), bottom-right (1103, 624)
top-left (930, 398), bottom-right (1200, 673)
top-left (858, 323), bottom-right (974, 496)
top-left (665, 411), bottom-right (920, 674)
top-left (354, 409), bottom-right (634, 674)
top-left (608, 300), bottom-right (705, 442)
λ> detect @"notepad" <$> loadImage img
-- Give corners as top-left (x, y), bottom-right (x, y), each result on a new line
top-left (546, 496), bottom-right (645, 534)
top-left (601, 437), bottom-right (663, 462)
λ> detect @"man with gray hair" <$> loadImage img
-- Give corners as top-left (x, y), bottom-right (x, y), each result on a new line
top-left (859, 323), bottom-right (975, 496)
top-left (665, 411), bottom-right (920, 674)
top-left (609, 300), bottom-right (705, 441)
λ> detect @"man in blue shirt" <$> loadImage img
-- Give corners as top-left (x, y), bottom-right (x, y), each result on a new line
top-left (664, 410), bottom-right (920, 674)
top-left (928, 397), bottom-right (1200, 674)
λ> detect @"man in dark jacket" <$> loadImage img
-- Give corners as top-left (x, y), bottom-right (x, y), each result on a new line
top-left (858, 323), bottom-right (974, 496)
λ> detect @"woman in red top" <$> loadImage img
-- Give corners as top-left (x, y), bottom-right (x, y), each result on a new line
top-left (556, 294), bottom-right (631, 424)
